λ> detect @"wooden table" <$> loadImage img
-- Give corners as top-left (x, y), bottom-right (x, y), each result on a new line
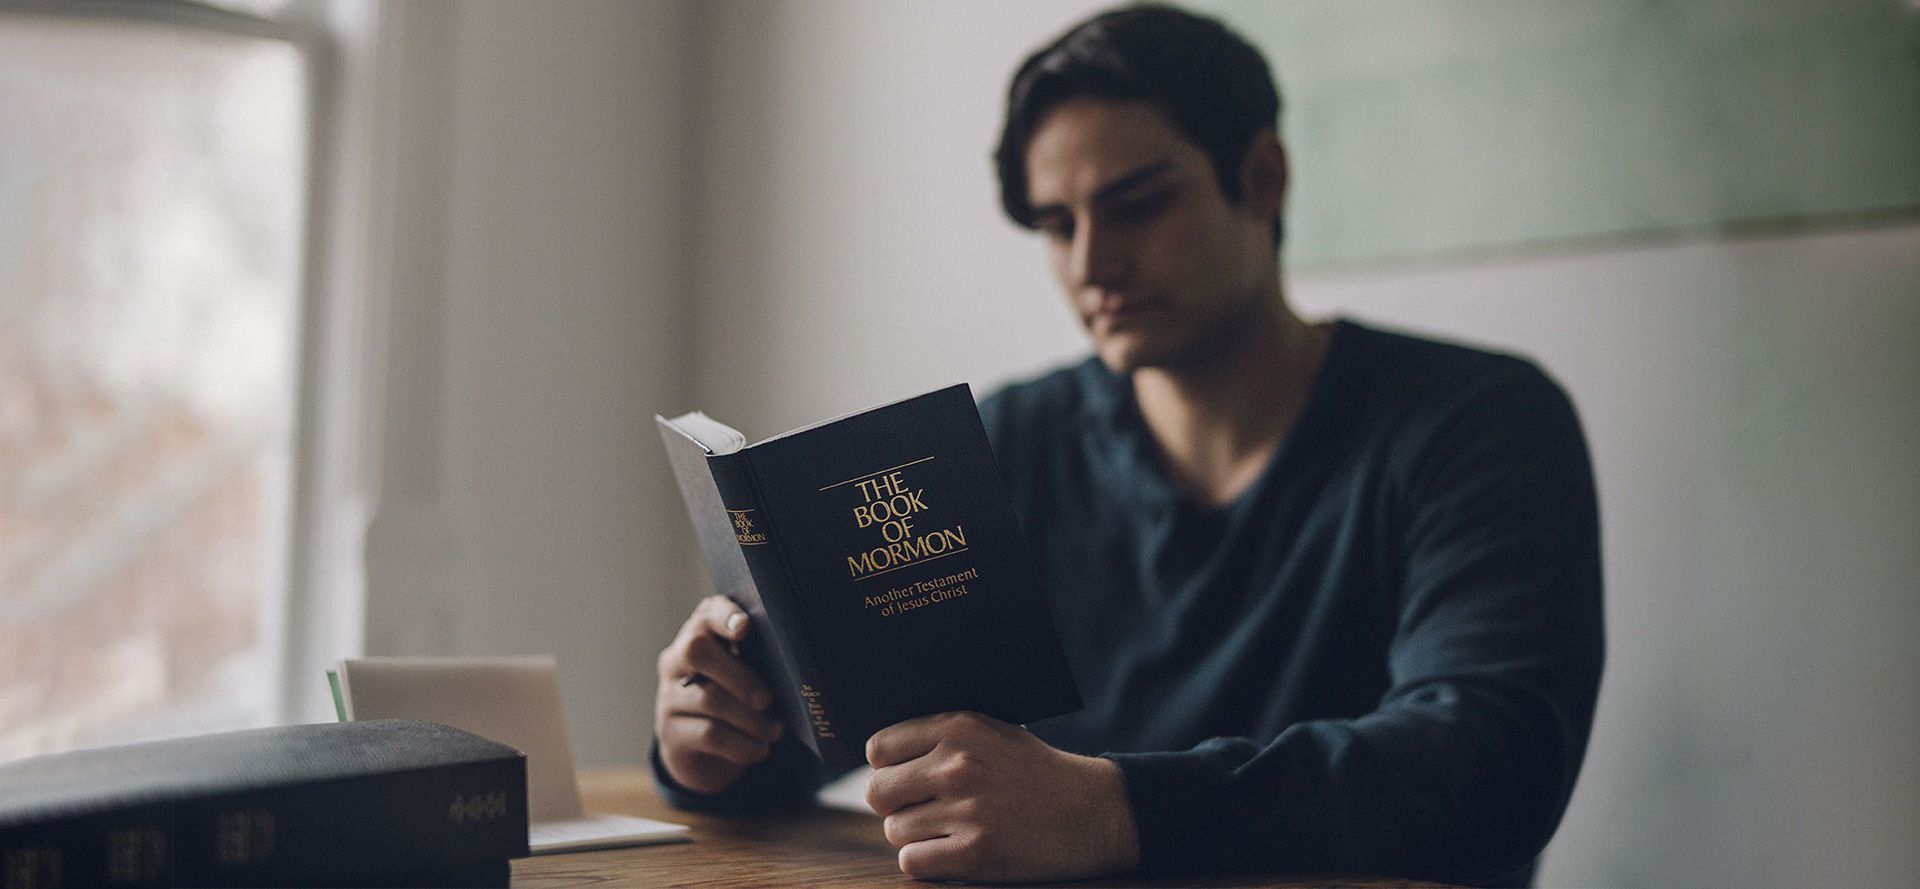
top-left (511, 768), bottom-right (1456, 888)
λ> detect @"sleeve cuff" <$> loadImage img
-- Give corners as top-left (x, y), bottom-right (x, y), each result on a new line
top-left (1104, 741), bottom-right (1266, 876)
top-left (649, 736), bottom-right (829, 814)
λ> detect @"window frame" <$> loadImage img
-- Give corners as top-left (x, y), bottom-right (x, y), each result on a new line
top-left (0, 0), bottom-right (389, 731)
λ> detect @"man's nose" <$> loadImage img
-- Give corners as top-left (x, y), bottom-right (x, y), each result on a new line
top-left (1069, 220), bottom-right (1128, 290)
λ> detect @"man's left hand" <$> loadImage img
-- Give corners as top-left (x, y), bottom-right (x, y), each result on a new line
top-left (864, 711), bottom-right (1140, 882)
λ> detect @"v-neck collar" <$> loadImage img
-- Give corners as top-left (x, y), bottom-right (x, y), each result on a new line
top-left (1076, 318), bottom-right (1359, 520)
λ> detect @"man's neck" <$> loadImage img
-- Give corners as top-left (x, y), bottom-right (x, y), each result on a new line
top-left (1132, 293), bottom-right (1329, 508)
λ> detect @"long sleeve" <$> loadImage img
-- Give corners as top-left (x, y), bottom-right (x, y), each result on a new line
top-left (649, 734), bottom-right (829, 813)
top-left (1104, 362), bottom-right (1605, 885)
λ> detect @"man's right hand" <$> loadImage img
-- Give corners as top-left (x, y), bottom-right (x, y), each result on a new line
top-left (654, 595), bottom-right (785, 795)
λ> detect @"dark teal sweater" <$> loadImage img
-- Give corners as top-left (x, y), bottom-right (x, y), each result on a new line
top-left (656, 320), bottom-right (1604, 886)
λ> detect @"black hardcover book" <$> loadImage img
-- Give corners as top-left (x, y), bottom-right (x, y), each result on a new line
top-left (0, 719), bottom-right (529, 888)
top-left (657, 383), bottom-right (1081, 768)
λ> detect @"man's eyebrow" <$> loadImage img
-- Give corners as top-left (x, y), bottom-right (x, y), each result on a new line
top-left (1030, 159), bottom-right (1174, 218)
top-left (1090, 160), bottom-right (1174, 205)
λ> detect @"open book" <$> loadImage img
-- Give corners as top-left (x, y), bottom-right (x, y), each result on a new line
top-left (656, 384), bottom-right (1080, 768)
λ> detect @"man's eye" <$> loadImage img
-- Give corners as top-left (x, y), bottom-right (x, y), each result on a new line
top-left (1108, 192), bottom-right (1170, 223)
top-left (1037, 218), bottom-right (1074, 241)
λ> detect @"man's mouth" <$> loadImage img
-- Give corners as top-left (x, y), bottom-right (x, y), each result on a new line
top-left (1087, 295), bottom-right (1161, 332)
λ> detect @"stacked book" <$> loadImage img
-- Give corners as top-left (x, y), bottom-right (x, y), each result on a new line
top-left (0, 719), bottom-right (528, 888)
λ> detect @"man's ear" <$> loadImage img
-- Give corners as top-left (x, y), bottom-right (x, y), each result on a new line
top-left (1239, 130), bottom-right (1288, 220)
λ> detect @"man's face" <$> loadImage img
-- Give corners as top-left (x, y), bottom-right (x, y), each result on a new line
top-left (1024, 99), bottom-right (1277, 374)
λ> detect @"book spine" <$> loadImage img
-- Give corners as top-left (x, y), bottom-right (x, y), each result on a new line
top-left (0, 756), bottom-right (523, 889)
top-left (0, 803), bottom-right (175, 888)
top-left (707, 451), bottom-right (860, 768)
top-left (175, 755), bottom-right (526, 887)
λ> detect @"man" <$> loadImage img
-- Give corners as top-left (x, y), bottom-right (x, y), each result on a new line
top-left (652, 5), bottom-right (1603, 885)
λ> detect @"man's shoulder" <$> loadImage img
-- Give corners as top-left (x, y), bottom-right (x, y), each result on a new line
top-left (1334, 320), bottom-right (1588, 481)
top-left (1338, 319), bottom-right (1570, 421)
top-left (977, 355), bottom-right (1113, 441)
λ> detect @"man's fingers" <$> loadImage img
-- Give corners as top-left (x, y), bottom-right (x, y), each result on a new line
top-left (671, 595), bottom-right (735, 643)
top-left (670, 680), bottom-right (784, 744)
top-left (865, 711), bottom-right (952, 768)
top-left (683, 632), bottom-right (773, 709)
top-left (666, 596), bottom-right (750, 672)
top-left (696, 595), bottom-right (751, 642)
top-left (865, 760), bottom-right (937, 815)
top-left (897, 835), bottom-right (977, 882)
top-left (653, 597), bottom-right (775, 796)
top-left (660, 714), bottom-right (774, 765)
top-left (881, 799), bottom-right (950, 847)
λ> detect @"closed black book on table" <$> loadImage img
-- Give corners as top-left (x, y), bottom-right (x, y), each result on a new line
top-left (0, 719), bottom-right (528, 888)
top-left (657, 383), bottom-right (1081, 768)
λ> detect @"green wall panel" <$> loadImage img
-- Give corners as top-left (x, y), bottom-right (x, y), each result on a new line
top-left (1194, 1), bottom-right (1920, 270)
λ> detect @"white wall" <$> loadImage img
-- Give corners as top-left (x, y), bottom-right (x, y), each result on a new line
top-left (356, 2), bottom-right (1920, 885)
top-left (688, 0), bottom-right (1104, 429)
top-left (360, 0), bottom-right (697, 767)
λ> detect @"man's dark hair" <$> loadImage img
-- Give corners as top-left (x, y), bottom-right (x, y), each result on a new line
top-left (994, 4), bottom-right (1284, 244)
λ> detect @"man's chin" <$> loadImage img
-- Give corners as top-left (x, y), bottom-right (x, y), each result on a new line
top-left (1094, 340), bottom-right (1166, 376)
top-left (1092, 341), bottom-right (1139, 375)
top-left (1093, 331), bottom-right (1196, 375)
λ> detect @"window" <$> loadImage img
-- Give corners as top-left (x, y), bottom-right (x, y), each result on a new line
top-left (0, 2), bottom-right (311, 759)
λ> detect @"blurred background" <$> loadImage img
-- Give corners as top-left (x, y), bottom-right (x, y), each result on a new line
top-left (1, 1), bottom-right (1915, 886)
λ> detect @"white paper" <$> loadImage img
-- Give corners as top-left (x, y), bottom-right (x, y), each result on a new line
top-left (531, 813), bottom-right (691, 855)
top-left (813, 765), bottom-right (877, 815)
